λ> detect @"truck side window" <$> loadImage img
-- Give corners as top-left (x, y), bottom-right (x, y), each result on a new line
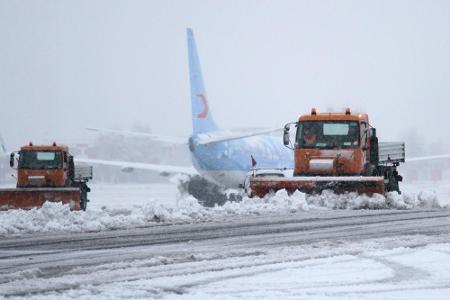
top-left (63, 152), bottom-right (68, 168)
top-left (361, 123), bottom-right (367, 149)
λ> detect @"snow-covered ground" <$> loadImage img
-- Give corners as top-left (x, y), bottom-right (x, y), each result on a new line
top-left (402, 181), bottom-right (450, 207)
top-left (1, 180), bottom-right (450, 299)
top-left (2, 211), bottom-right (450, 300)
top-left (4, 238), bottom-right (450, 300)
top-left (89, 183), bottom-right (180, 209)
top-left (161, 241), bottom-right (450, 300)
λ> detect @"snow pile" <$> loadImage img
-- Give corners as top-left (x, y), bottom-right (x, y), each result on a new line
top-left (305, 190), bottom-right (387, 209)
top-left (0, 199), bottom-right (209, 235)
top-left (219, 189), bottom-right (442, 215)
top-left (0, 189), bottom-right (444, 236)
top-left (305, 190), bottom-right (441, 210)
top-left (218, 190), bottom-right (309, 215)
top-left (385, 191), bottom-right (441, 209)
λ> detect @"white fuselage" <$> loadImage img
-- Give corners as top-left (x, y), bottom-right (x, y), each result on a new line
top-left (190, 134), bottom-right (293, 188)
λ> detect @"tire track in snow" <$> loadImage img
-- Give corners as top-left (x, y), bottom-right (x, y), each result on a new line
top-left (1, 210), bottom-right (449, 274)
top-left (1, 209), bottom-right (450, 297)
top-left (1, 209), bottom-right (449, 276)
top-left (0, 209), bottom-right (446, 252)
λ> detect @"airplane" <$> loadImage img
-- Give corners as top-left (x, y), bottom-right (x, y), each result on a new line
top-left (79, 28), bottom-right (293, 191)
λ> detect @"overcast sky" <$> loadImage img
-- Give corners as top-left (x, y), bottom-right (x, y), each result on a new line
top-left (0, 0), bottom-right (449, 150)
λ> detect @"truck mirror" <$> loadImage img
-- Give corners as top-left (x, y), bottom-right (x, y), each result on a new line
top-left (283, 125), bottom-right (290, 146)
top-left (9, 153), bottom-right (14, 168)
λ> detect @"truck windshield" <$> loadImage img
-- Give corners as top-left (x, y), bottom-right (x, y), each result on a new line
top-left (18, 151), bottom-right (63, 169)
top-left (296, 121), bottom-right (360, 149)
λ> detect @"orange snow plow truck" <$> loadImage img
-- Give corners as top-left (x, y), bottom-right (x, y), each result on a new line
top-left (0, 143), bottom-right (92, 211)
top-left (248, 108), bottom-right (405, 197)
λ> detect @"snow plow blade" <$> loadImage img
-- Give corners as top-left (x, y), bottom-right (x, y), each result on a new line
top-left (0, 188), bottom-right (82, 211)
top-left (249, 176), bottom-right (385, 198)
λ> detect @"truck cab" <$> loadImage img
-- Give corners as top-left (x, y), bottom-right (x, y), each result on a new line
top-left (2, 143), bottom-right (92, 211)
top-left (286, 108), bottom-right (376, 177)
top-left (249, 108), bottom-right (403, 197)
top-left (11, 143), bottom-right (73, 188)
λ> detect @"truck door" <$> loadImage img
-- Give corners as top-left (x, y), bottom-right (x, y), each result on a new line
top-left (361, 122), bottom-right (368, 162)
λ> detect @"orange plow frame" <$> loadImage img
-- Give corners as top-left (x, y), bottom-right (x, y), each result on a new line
top-left (0, 188), bottom-right (82, 211)
top-left (249, 176), bottom-right (385, 198)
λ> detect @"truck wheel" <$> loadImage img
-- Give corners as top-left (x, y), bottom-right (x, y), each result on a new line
top-left (376, 166), bottom-right (401, 194)
top-left (80, 193), bottom-right (87, 211)
top-left (80, 186), bottom-right (88, 211)
top-left (385, 170), bottom-right (400, 194)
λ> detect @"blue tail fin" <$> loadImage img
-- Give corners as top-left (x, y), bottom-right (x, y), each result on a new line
top-left (187, 28), bottom-right (219, 134)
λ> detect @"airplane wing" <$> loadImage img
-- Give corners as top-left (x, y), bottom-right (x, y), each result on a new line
top-left (196, 128), bottom-right (283, 145)
top-left (87, 127), bottom-right (283, 146)
top-left (86, 128), bottom-right (187, 145)
top-left (406, 154), bottom-right (450, 162)
top-left (75, 157), bottom-right (198, 175)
